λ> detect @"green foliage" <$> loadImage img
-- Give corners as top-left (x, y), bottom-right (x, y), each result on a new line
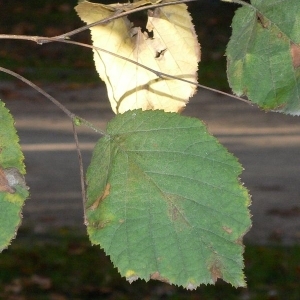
top-left (86, 110), bottom-right (251, 288)
top-left (0, 0), bottom-right (299, 291)
top-left (226, 0), bottom-right (300, 115)
top-left (0, 101), bottom-right (29, 252)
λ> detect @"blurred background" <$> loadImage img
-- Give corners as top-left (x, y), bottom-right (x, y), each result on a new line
top-left (0, 0), bottom-right (236, 89)
top-left (1, 0), bottom-right (300, 299)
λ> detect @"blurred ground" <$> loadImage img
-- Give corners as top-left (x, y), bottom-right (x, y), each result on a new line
top-left (1, 0), bottom-right (300, 243)
top-left (2, 80), bottom-right (300, 245)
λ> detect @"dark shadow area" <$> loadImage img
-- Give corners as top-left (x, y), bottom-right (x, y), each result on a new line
top-left (1, 229), bottom-right (300, 299)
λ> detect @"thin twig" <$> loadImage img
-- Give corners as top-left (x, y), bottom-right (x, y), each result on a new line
top-left (0, 0), bottom-right (196, 44)
top-left (221, 0), bottom-right (254, 9)
top-left (72, 121), bottom-right (88, 226)
top-left (0, 0), bottom-right (251, 105)
top-left (0, 67), bottom-right (74, 118)
top-left (0, 66), bottom-right (106, 135)
top-left (0, 36), bottom-right (252, 105)
top-left (0, 0), bottom-right (252, 105)
top-left (39, 0), bottom-right (198, 43)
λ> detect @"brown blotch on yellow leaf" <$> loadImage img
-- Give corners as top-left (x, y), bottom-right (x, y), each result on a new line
top-left (0, 167), bottom-right (15, 194)
top-left (291, 43), bottom-right (300, 68)
top-left (89, 183), bottom-right (111, 210)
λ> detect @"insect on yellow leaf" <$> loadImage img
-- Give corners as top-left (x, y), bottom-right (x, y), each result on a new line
top-left (75, 0), bottom-right (200, 113)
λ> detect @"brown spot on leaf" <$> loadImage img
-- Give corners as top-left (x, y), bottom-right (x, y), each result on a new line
top-left (222, 226), bottom-right (233, 234)
top-left (291, 43), bottom-right (300, 68)
top-left (166, 194), bottom-right (190, 230)
top-left (92, 220), bottom-right (111, 229)
top-left (169, 203), bottom-right (181, 222)
top-left (235, 236), bottom-right (244, 246)
top-left (150, 271), bottom-right (170, 283)
top-left (0, 167), bottom-right (15, 193)
top-left (209, 258), bottom-right (223, 283)
top-left (89, 183), bottom-right (111, 210)
top-left (256, 13), bottom-right (269, 28)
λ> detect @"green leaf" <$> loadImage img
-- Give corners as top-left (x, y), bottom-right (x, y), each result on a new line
top-left (86, 110), bottom-right (251, 289)
top-left (0, 100), bottom-right (29, 252)
top-left (226, 0), bottom-right (300, 115)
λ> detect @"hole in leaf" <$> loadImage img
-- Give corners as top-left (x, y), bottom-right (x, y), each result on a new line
top-left (155, 49), bottom-right (167, 59)
top-left (128, 11), bottom-right (148, 32)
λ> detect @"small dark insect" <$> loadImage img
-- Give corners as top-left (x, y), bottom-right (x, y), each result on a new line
top-left (155, 48), bottom-right (166, 58)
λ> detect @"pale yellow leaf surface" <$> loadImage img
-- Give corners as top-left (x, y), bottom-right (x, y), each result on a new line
top-left (75, 0), bottom-right (200, 114)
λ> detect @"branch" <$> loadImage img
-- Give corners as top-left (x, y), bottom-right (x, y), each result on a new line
top-left (0, 67), bottom-right (106, 135)
top-left (0, 35), bottom-right (252, 105)
top-left (72, 121), bottom-right (88, 226)
top-left (0, 0), bottom-right (251, 105)
top-left (221, 0), bottom-right (254, 9)
top-left (39, 0), bottom-right (198, 43)
top-left (0, 69), bottom-right (95, 218)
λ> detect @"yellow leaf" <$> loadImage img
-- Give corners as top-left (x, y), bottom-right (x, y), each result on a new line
top-left (75, 0), bottom-right (200, 113)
